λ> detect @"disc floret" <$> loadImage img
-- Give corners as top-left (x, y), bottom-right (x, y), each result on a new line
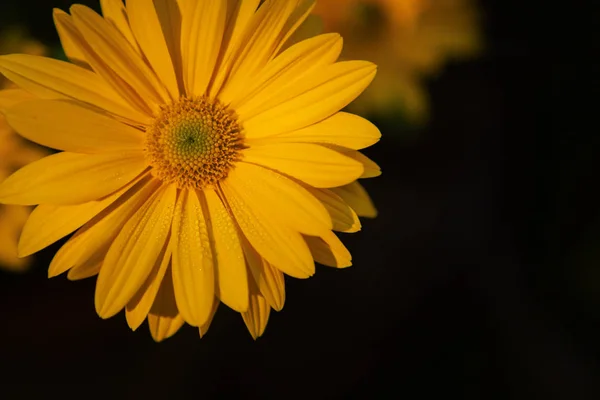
top-left (145, 97), bottom-right (244, 189)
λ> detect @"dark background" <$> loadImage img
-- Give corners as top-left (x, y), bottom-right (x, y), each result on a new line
top-left (1, 0), bottom-right (599, 398)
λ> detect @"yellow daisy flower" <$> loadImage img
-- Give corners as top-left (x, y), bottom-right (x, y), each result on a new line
top-left (0, 29), bottom-right (48, 272)
top-left (0, 0), bottom-right (380, 341)
top-left (313, 0), bottom-right (483, 122)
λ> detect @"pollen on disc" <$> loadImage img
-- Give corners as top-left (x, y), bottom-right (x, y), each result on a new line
top-left (145, 97), bottom-right (245, 189)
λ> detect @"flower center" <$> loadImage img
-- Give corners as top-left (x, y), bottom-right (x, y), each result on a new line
top-left (145, 97), bottom-right (244, 189)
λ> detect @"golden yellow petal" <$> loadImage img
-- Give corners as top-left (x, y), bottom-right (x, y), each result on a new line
top-left (0, 151), bottom-right (146, 206)
top-left (0, 54), bottom-right (150, 125)
top-left (342, 150), bottom-right (382, 179)
top-left (175, 0), bottom-right (194, 14)
top-left (95, 184), bottom-right (176, 319)
top-left (99, 0), bottom-right (142, 55)
top-left (208, 0), bottom-right (261, 98)
top-left (218, 0), bottom-right (298, 103)
top-left (241, 293), bottom-right (271, 340)
top-left (243, 239), bottom-right (285, 311)
top-left (149, 312), bottom-right (185, 342)
top-left (229, 162), bottom-right (331, 235)
top-left (241, 143), bottom-right (363, 188)
top-left (171, 189), bottom-right (214, 327)
top-left (0, 205), bottom-right (31, 271)
top-left (53, 10), bottom-right (152, 118)
top-left (232, 33), bottom-right (341, 114)
top-left (305, 231), bottom-right (352, 268)
top-left (331, 181), bottom-right (378, 218)
top-left (67, 259), bottom-right (101, 281)
top-left (247, 112), bottom-right (380, 151)
top-left (304, 187), bottom-right (361, 233)
top-left (48, 177), bottom-right (158, 278)
top-left (126, 240), bottom-right (172, 331)
top-left (148, 268), bottom-right (185, 342)
top-left (71, 5), bottom-right (169, 109)
top-left (273, 0), bottom-right (316, 56)
top-left (53, 9), bottom-right (90, 69)
top-left (19, 176), bottom-right (140, 258)
top-left (220, 174), bottom-right (315, 279)
top-left (242, 61), bottom-right (376, 138)
top-left (126, 0), bottom-right (180, 99)
top-left (6, 99), bottom-right (143, 153)
top-left (0, 88), bottom-right (35, 113)
top-left (199, 298), bottom-right (220, 338)
top-left (54, 230), bottom-right (109, 278)
top-left (181, 0), bottom-right (226, 96)
top-left (152, 0), bottom-right (185, 94)
top-left (203, 188), bottom-right (249, 313)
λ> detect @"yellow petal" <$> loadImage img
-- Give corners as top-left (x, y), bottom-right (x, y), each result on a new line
top-left (149, 312), bottom-right (185, 342)
top-left (152, 0), bottom-right (185, 94)
top-left (175, 0), bottom-right (194, 14)
top-left (242, 61), bottom-right (377, 138)
top-left (341, 150), bottom-right (381, 179)
top-left (233, 33), bottom-right (342, 114)
top-left (0, 88), bottom-right (35, 113)
top-left (317, 144), bottom-right (381, 179)
top-left (208, 0), bottom-right (261, 98)
top-left (331, 181), bottom-right (378, 218)
top-left (218, 0), bottom-right (298, 103)
top-left (71, 5), bottom-right (169, 109)
top-left (203, 188), bottom-right (248, 313)
top-left (0, 205), bottom-right (31, 271)
top-left (305, 187), bottom-right (361, 233)
top-left (53, 9), bottom-right (90, 69)
top-left (247, 112), bottom-right (380, 150)
top-left (6, 99), bottom-right (143, 153)
top-left (273, 0), bottom-right (316, 56)
top-left (67, 259), bottom-right (101, 281)
top-left (181, 0), bottom-right (226, 96)
top-left (126, 0), bottom-right (179, 99)
top-left (242, 143), bottom-right (363, 188)
top-left (243, 240), bottom-right (285, 311)
top-left (53, 247), bottom-right (103, 280)
top-left (224, 0), bottom-right (262, 49)
top-left (53, 10), bottom-right (151, 118)
top-left (95, 184), bottom-right (176, 319)
top-left (220, 173), bottom-right (315, 279)
top-left (241, 293), bottom-right (271, 340)
top-left (19, 176), bottom-right (140, 257)
top-left (56, 249), bottom-right (104, 280)
top-left (171, 189), bottom-right (214, 327)
top-left (305, 231), bottom-right (352, 268)
top-left (0, 151), bottom-right (147, 206)
top-left (49, 177), bottom-right (158, 278)
top-left (99, 0), bottom-right (142, 55)
top-left (126, 241), bottom-right (172, 331)
top-left (230, 162), bottom-right (331, 235)
top-left (0, 54), bottom-right (150, 125)
top-left (148, 268), bottom-right (186, 342)
top-left (199, 298), bottom-right (219, 338)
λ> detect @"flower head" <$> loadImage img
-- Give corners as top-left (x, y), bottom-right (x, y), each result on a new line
top-left (0, 29), bottom-right (48, 272)
top-left (313, 0), bottom-right (483, 122)
top-left (0, 0), bottom-right (380, 340)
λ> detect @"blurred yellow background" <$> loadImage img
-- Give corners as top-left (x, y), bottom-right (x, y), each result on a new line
top-left (313, 0), bottom-right (482, 123)
top-left (0, 29), bottom-right (48, 271)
